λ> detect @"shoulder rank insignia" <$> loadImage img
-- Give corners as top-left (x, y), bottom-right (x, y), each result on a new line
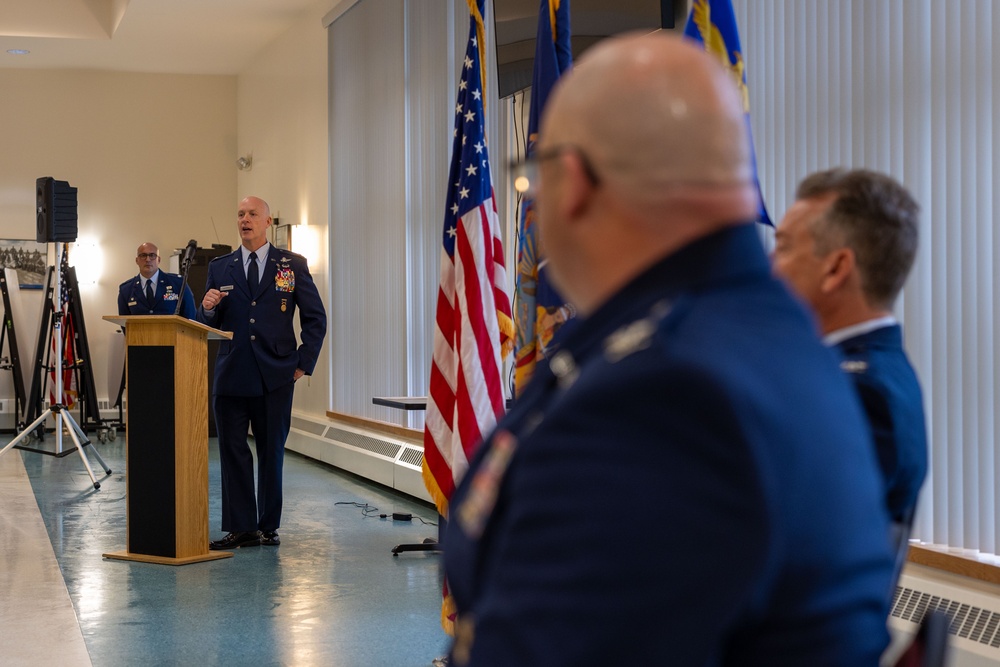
top-left (604, 319), bottom-right (656, 363)
top-left (603, 300), bottom-right (671, 364)
top-left (548, 349), bottom-right (579, 390)
top-left (841, 360), bottom-right (868, 374)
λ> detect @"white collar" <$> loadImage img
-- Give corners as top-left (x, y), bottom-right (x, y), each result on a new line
top-left (823, 316), bottom-right (897, 346)
top-left (241, 243), bottom-right (270, 264)
top-left (142, 270), bottom-right (160, 287)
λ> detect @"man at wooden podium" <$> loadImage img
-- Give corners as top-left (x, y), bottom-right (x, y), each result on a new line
top-left (198, 196), bottom-right (327, 549)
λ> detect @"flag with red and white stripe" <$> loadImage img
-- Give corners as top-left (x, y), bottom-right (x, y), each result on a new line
top-left (422, 0), bottom-right (513, 632)
top-left (423, 0), bottom-right (512, 521)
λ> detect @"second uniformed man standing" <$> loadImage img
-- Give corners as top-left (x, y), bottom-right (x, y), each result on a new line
top-left (198, 196), bottom-right (327, 550)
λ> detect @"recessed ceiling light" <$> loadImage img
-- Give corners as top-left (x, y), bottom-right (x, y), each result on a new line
top-left (7, 49), bottom-right (30, 55)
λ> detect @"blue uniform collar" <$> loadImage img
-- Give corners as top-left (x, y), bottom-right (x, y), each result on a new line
top-left (517, 223), bottom-right (769, 407)
top-left (556, 224), bottom-right (767, 354)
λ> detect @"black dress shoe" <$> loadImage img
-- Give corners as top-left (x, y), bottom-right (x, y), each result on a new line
top-left (260, 530), bottom-right (280, 546)
top-left (209, 531), bottom-right (261, 550)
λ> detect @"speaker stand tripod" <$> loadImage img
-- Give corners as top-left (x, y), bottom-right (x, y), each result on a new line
top-left (0, 242), bottom-right (111, 489)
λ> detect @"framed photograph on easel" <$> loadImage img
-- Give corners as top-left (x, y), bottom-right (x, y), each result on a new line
top-left (0, 239), bottom-right (47, 289)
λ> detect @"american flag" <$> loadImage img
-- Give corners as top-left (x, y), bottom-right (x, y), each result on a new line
top-left (49, 245), bottom-right (77, 409)
top-left (423, 0), bottom-right (513, 633)
top-left (423, 0), bottom-right (513, 522)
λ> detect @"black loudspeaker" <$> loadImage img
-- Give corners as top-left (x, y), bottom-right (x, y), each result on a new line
top-left (36, 177), bottom-right (79, 243)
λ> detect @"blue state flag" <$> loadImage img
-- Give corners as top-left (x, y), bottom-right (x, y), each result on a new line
top-left (513, 0), bottom-right (575, 395)
top-left (684, 0), bottom-right (772, 226)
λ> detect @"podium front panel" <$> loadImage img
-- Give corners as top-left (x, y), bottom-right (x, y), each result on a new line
top-left (126, 345), bottom-right (177, 557)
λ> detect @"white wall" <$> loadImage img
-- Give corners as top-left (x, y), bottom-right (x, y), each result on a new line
top-left (235, 1), bottom-right (331, 418)
top-left (0, 68), bottom-right (236, 411)
top-left (0, 0), bottom-right (334, 426)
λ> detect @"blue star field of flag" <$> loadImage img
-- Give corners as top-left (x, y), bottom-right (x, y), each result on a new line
top-left (442, 24), bottom-right (493, 255)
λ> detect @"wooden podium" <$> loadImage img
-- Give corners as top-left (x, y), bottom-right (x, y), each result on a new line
top-left (101, 315), bottom-right (234, 565)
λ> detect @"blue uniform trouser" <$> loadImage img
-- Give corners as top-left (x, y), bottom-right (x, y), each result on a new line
top-left (215, 382), bottom-right (295, 533)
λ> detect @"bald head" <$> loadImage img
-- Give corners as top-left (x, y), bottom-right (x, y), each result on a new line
top-left (542, 32), bottom-right (754, 209)
top-left (135, 241), bottom-right (160, 279)
top-left (237, 195), bottom-right (273, 251)
top-left (533, 33), bottom-right (759, 315)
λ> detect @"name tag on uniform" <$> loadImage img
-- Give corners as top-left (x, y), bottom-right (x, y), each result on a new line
top-left (128, 300), bottom-right (137, 306)
top-left (220, 285), bottom-right (234, 292)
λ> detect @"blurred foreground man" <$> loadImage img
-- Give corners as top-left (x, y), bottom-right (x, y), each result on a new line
top-left (443, 33), bottom-right (894, 666)
top-left (773, 168), bottom-right (927, 525)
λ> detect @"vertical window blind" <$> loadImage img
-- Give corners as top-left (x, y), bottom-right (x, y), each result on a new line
top-left (737, 0), bottom-right (999, 556)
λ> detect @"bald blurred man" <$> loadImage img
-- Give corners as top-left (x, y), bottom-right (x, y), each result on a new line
top-left (443, 33), bottom-right (894, 666)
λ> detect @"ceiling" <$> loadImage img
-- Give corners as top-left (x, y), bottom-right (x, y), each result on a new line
top-left (0, 0), bottom-right (325, 75)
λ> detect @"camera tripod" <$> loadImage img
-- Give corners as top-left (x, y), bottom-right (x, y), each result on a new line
top-left (0, 242), bottom-right (110, 488)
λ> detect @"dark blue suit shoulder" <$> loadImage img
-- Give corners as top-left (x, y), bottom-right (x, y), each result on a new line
top-left (208, 253), bottom-right (237, 266)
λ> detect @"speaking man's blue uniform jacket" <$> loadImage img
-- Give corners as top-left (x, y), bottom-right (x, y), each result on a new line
top-left (443, 224), bottom-right (895, 666)
top-left (835, 325), bottom-right (928, 523)
top-left (197, 247), bottom-right (325, 396)
top-left (117, 271), bottom-right (195, 319)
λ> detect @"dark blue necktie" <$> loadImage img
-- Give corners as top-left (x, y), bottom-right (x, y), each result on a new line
top-left (248, 252), bottom-right (259, 293)
top-left (145, 280), bottom-right (154, 304)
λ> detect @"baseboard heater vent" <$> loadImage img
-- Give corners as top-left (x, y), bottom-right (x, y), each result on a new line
top-left (291, 416), bottom-right (326, 436)
top-left (398, 446), bottom-right (423, 468)
top-left (892, 585), bottom-right (1000, 648)
top-left (325, 426), bottom-right (403, 460)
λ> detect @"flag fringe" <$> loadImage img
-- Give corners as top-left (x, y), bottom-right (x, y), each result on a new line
top-left (497, 309), bottom-right (514, 359)
top-left (441, 593), bottom-right (458, 636)
top-left (422, 456), bottom-right (451, 520)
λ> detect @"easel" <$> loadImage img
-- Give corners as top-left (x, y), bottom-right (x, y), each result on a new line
top-left (0, 243), bottom-right (111, 489)
top-left (0, 269), bottom-right (28, 433)
top-left (21, 255), bottom-right (103, 449)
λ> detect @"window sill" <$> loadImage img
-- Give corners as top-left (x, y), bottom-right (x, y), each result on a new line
top-left (908, 544), bottom-right (1000, 586)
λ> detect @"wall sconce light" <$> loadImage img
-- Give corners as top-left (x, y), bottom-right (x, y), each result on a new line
top-left (69, 238), bottom-right (103, 286)
top-left (237, 154), bottom-right (253, 171)
top-left (293, 224), bottom-right (320, 267)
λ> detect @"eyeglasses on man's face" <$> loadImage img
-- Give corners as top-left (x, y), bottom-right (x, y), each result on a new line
top-left (137, 253), bottom-right (159, 260)
top-left (509, 144), bottom-right (600, 199)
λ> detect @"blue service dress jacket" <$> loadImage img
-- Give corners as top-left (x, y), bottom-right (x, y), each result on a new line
top-left (197, 247), bottom-right (326, 396)
top-left (443, 224), bottom-right (895, 667)
top-left (835, 325), bottom-right (928, 523)
top-left (117, 272), bottom-right (196, 319)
